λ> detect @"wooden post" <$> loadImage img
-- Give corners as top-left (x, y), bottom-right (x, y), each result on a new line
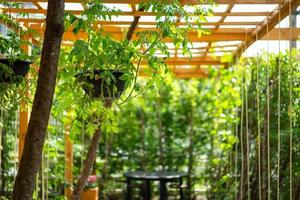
top-left (65, 125), bottom-right (73, 199)
top-left (18, 26), bottom-right (31, 162)
top-left (18, 102), bottom-right (29, 161)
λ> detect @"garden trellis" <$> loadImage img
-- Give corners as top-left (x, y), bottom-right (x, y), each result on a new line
top-left (1, 0), bottom-right (300, 199)
top-left (2, 0), bottom-right (300, 78)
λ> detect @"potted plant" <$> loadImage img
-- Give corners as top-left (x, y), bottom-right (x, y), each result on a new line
top-left (0, 27), bottom-right (33, 83)
top-left (71, 33), bottom-right (134, 100)
top-left (75, 70), bottom-right (126, 99)
top-left (82, 175), bottom-right (99, 200)
top-left (65, 175), bottom-right (99, 200)
top-left (0, 25), bottom-right (37, 110)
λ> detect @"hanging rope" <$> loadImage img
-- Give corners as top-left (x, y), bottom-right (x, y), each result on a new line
top-left (277, 5), bottom-right (282, 200)
top-left (240, 64), bottom-right (245, 200)
top-left (14, 108), bottom-right (18, 178)
top-left (35, 170), bottom-right (39, 199)
top-left (266, 15), bottom-right (271, 200)
top-left (81, 119), bottom-right (85, 168)
top-left (255, 23), bottom-right (262, 200)
top-left (46, 130), bottom-right (50, 200)
top-left (235, 107), bottom-right (239, 200)
top-left (288, 1), bottom-right (293, 199)
top-left (244, 28), bottom-right (251, 200)
top-left (42, 144), bottom-right (45, 200)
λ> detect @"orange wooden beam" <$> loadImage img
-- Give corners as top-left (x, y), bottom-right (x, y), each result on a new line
top-left (28, 23), bottom-right (254, 34)
top-left (30, 27), bottom-right (249, 42)
top-left (139, 68), bottom-right (209, 78)
top-left (164, 57), bottom-right (225, 66)
top-left (18, 18), bottom-right (260, 26)
top-left (31, 26), bottom-right (300, 41)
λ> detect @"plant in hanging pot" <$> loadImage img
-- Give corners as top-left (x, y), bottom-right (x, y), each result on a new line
top-left (0, 27), bottom-right (33, 83)
top-left (71, 32), bottom-right (136, 100)
top-left (75, 70), bottom-right (126, 99)
top-left (0, 2), bottom-right (38, 84)
top-left (0, 27), bottom-right (38, 109)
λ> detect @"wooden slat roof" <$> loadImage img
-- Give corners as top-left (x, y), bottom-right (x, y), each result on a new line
top-left (2, 0), bottom-right (300, 78)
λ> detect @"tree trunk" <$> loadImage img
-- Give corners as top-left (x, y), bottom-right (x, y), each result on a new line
top-left (99, 133), bottom-right (114, 199)
top-left (72, 128), bottom-right (102, 200)
top-left (72, 99), bottom-right (112, 200)
top-left (293, 176), bottom-right (300, 200)
top-left (126, 6), bottom-right (145, 41)
top-left (102, 134), bottom-right (114, 181)
top-left (12, 1), bottom-right (64, 199)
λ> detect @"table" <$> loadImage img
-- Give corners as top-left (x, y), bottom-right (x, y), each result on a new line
top-left (124, 171), bottom-right (188, 200)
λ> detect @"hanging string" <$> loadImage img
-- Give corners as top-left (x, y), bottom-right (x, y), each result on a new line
top-left (288, 1), bottom-right (293, 199)
top-left (244, 28), bottom-right (251, 200)
top-left (255, 23), bottom-right (262, 200)
top-left (42, 144), bottom-right (45, 200)
top-left (277, 5), bottom-right (282, 200)
top-left (266, 14), bottom-right (271, 200)
top-left (240, 64), bottom-right (245, 200)
top-left (14, 108), bottom-right (18, 178)
top-left (81, 119), bottom-right (85, 168)
top-left (35, 166), bottom-right (39, 199)
top-left (235, 107), bottom-right (239, 200)
top-left (46, 130), bottom-right (50, 200)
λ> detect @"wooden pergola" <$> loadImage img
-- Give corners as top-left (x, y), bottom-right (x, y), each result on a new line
top-left (1, 1), bottom-right (300, 197)
top-left (4, 0), bottom-right (300, 79)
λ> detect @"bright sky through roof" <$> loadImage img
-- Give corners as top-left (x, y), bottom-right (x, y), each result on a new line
top-left (4, 1), bottom-right (299, 65)
top-left (231, 4), bottom-right (278, 12)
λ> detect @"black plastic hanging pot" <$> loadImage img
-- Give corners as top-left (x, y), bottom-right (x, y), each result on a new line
top-left (76, 69), bottom-right (126, 99)
top-left (0, 58), bottom-right (31, 83)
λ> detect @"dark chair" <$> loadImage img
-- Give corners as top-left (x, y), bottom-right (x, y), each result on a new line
top-left (168, 181), bottom-right (188, 200)
top-left (122, 179), bottom-right (151, 200)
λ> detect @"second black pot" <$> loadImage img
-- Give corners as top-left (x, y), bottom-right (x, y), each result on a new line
top-left (76, 69), bottom-right (126, 99)
top-left (0, 58), bottom-right (31, 83)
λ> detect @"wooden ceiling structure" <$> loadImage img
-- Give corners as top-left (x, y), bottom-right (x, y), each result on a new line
top-left (3, 0), bottom-right (300, 78)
